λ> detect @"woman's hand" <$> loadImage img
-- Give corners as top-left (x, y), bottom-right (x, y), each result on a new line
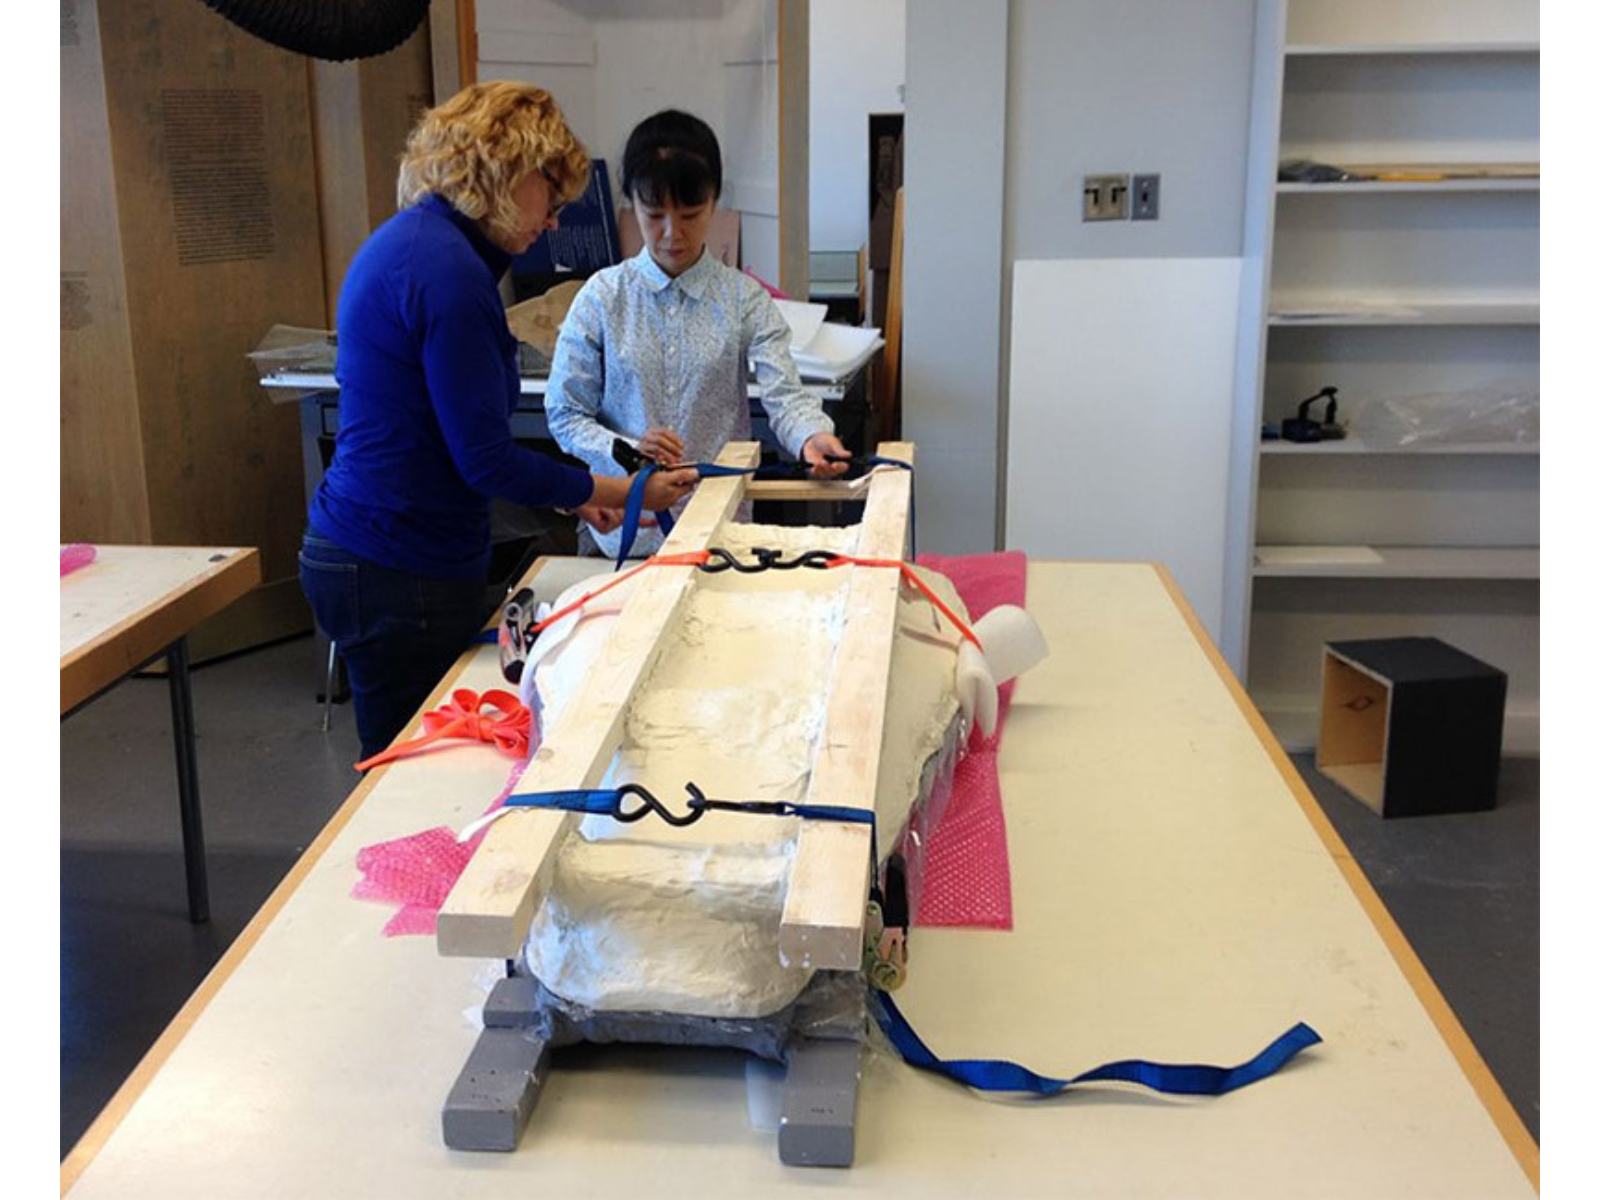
top-left (637, 427), bottom-right (686, 465)
top-left (640, 465), bottom-right (699, 510)
top-left (585, 465), bottom-right (698, 514)
top-left (802, 432), bottom-right (851, 478)
top-left (573, 502), bottom-right (623, 535)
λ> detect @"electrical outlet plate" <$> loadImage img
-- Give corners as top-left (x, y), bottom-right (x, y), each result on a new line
top-left (1083, 173), bottom-right (1130, 221)
top-left (1132, 173), bottom-right (1161, 220)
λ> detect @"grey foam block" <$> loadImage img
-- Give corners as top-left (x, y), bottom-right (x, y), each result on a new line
top-left (483, 975), bottom-right (543, 1029)
top-left (441, 1028), bottom-right (550, 1152)
top-left (778, 1037), bottom-right (863, 1168)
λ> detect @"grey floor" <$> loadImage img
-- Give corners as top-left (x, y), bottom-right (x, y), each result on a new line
top-left (59, 635), bottom-right (1539, 1157)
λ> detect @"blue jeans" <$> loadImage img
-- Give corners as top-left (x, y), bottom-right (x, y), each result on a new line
top-left (297, 532), bottom-right (490, 763)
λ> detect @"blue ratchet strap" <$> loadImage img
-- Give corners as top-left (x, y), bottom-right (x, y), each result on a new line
top-left (615, 462), bottom-right (667, 568)
top-left (498, 785), bottom-right (1321, 1099)
top-left (502, 786), bottom-right (876, 830)
top-left (504, 788), bottom-right (639, 817)
top-left (872, 992), bottom-right (1321, 1097)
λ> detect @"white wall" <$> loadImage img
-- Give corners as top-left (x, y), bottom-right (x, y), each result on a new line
top-left (901, 0), bottom-right (1008, 555)
top-left (474, 0), bottom-right (782, 282)
top-left (901, 0), bottom-right (1260, 631)
top-left (1003, 0), bottom-right (1256, 261)
top-left (808, 0), bottom-right (904, 253)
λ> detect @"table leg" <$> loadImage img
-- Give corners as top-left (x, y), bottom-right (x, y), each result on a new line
top-left (166, 637), bottom-right (210, 924)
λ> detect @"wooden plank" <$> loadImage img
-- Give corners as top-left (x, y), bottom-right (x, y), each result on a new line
top-left (743, 479), bottom-right (864, 502)
top-left (60, 546), bottom-right (262, 714)
top-left (457, 0), bottom-right (478, 88)
top-left (436, 443), bottom-right (762, 958)
top-left (776, 0), bottom-right (809, 298)
top-left (779, 442), bottom-right (914, 969)
top-left (427, 0), bottom-right (462, 101)
top-left (878, 187), bottom-right (905, 441)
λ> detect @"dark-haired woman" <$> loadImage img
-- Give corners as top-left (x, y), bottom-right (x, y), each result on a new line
top-left (544, 108), bottom-right (850, 561)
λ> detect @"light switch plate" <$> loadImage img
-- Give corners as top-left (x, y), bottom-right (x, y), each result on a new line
top-left (1083, 173), bottom-right (1130, 221)
top-left (1132, 173), bottom-right (1160, 220)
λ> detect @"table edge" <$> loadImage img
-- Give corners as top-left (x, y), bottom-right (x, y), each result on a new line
top-left (1150, 561), bottom-right (1539, 1190)
top-left (60, 556), bottom-right (517, 1194)
top-left (60, 548), bottom-right (263, 715)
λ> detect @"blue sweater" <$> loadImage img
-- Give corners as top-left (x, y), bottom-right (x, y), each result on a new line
top-left (309, 194), bottom-right (594, 579)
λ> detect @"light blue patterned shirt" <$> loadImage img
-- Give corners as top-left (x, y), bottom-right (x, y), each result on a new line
top-left (545, 247), bottom-right (834, 558)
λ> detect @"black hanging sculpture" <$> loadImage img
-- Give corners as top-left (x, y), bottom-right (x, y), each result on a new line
top-left (199, 0), bottom-right (431, 62)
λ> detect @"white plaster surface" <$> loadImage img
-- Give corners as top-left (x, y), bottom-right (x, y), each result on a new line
top-left (521, 523), bottom-right (972, 1017)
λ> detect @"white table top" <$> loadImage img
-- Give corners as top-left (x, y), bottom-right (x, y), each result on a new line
top-left (260, 371), bottom-right (854, 401)
top-left (61, 560), bottom-right (1537, 1198)
top-left (60, 545), bottom-right (261, 714)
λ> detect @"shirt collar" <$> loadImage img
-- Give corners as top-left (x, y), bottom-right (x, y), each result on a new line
top-left (631, 245), bottom-right (717, 299)
top-left (420, 193), bottom-right (513, 279)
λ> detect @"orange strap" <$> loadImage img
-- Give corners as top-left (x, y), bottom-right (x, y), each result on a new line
top-left (362, 549), bottom-right (977, 774)
top-left (524, 550), bottom-right (712, 637)
top-left (527, 547), bottom-right (980, 650)
top-left (825, 555), bottom-right (984, 650)
top-left (355, 687), bottom-right (533, 771)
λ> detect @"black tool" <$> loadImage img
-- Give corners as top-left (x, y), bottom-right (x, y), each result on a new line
top-left (1281, 386), bottom-right (1342, 443)
top-left (611, 437), bottom-right (647, 472)
top-left (498, 587), bottom-right (538, 684)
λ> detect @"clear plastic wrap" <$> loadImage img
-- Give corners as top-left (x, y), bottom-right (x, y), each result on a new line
top-left (246, 323), bottom-right (337, 379)
top-left (505, 966), bottom-right (869, 1063)
top-left (1352, 386), bottom-right (1539, 448)
top-left (892, 716), bottom-right (967, 925)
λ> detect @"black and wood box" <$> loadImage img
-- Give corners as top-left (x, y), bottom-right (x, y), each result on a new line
top-left (1315, 638), bottom-right (1507, 818)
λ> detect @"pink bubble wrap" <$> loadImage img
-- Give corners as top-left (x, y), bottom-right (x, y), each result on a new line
top-left (351, 760), bottom-right (526, 936)
top-left (351, 551), bottom-right (1027, 937)
top-left (60, 543), bottom-right (97, 576)
top-left (910, 550), bottom-right (1028, 929)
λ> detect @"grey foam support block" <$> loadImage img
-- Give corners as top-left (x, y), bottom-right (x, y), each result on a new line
top-left (778, 1037), bottom-right (863, 1168)
top-left (441, 1028), bottom-right (550, 1152)
top-left (483, 976), bottom-right (542, 1029)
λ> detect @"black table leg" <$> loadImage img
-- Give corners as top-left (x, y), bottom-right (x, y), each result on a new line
top-left (166, 637), bottom-right (210, 924)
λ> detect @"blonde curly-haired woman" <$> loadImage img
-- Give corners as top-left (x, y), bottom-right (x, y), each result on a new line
top-left (300, 82), bottom-right (696, 761)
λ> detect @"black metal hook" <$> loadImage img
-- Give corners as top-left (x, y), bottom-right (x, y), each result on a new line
top-left (611, 782), bottom-right (706, 827)
top-left (607, 782), bottom-right (814, 826)
top-left (698, 547), bottom-right (837, 574)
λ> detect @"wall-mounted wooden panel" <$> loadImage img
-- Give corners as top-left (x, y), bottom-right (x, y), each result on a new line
top-left (96, 0), bottom-right (326, 588)
top-left (61, 0), bottom-right (150, 545)
top-left (312, 24), bottom-right (434, 317)
top-left (62, 0), bottom-right (332, 653)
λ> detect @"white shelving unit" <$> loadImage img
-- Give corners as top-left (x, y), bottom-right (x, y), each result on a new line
top-left (1226, 0), bottom-right (1539, 754)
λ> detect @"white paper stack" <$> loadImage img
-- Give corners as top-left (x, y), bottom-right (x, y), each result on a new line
top-left (771, 298), bottom-right (885, 381)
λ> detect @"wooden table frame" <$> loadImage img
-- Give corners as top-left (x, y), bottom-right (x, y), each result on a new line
top-left (61, 545), bottom-right (262, 923)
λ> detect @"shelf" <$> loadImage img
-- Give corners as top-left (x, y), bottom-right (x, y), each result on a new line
top-left (1252, 545), bottom-right (1539, 580)
top-left (1277, 177), bottom-right (1537, 194)
top-left (1251, 701), bottom-right (1539, 756)
top-left (1259, 437), bottom-right (1537, 457)
top-left (1285, 42), bottom-right (1538, 57)
top-left (1268, 300), bottom-right (1538, 327)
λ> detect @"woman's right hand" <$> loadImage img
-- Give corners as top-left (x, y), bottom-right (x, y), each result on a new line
top-left (640, 465), bottom-right (699, 510)
top-left (637, 427), bottom-right (686, 465)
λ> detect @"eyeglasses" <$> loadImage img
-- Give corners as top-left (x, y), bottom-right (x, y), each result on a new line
top-left (543, 173), bottom-right (568, 220)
